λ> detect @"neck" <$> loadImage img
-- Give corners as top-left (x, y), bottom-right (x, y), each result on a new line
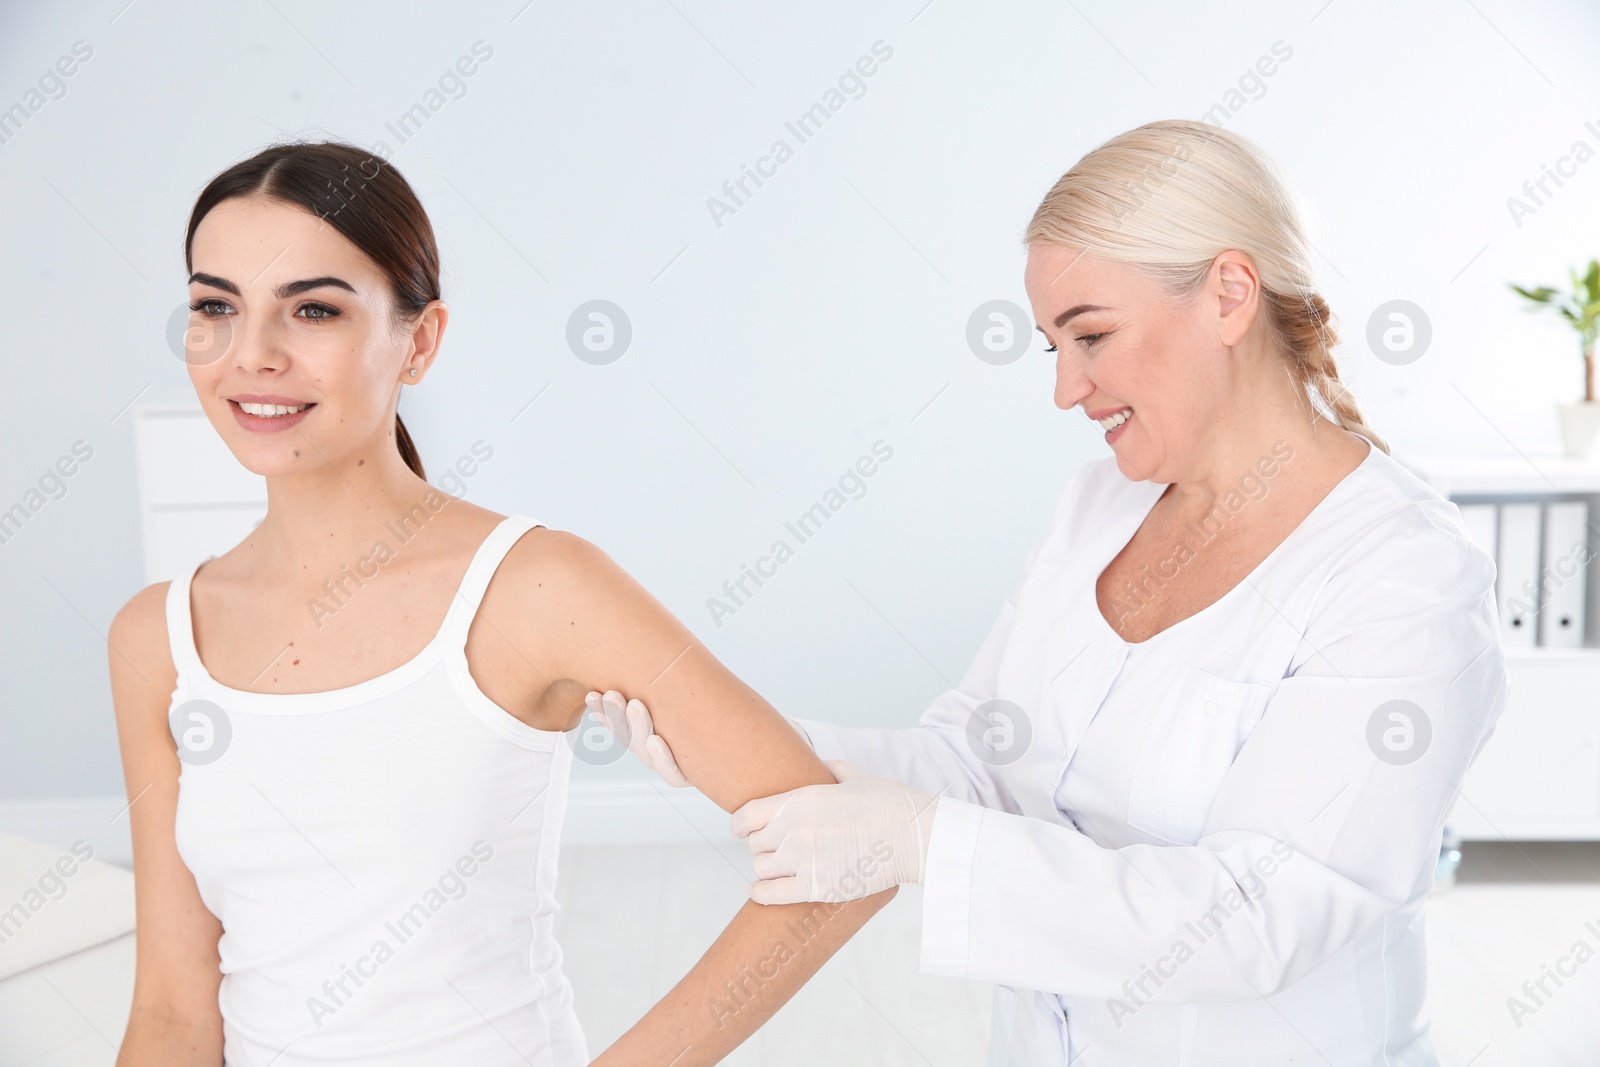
top-left (1160, 367), bottom-right (1370, 523)
top-left (247, 439), bottom-right (450, 580)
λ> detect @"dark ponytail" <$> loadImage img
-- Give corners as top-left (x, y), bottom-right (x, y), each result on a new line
top-left (394, 414), bottom-right (425, 480)
top-left (184, 140), bottom-right (438, 480)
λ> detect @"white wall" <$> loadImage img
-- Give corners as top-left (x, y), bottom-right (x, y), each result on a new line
top-left (5, 0), bottom-right (1600, 806)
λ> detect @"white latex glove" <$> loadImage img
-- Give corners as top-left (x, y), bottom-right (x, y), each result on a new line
top-left (584, 690), bottom-right (691, 788)
top-left (730, 759), bottom-right (939, 905)
top-left (586, 691), bottom-right (814, 791)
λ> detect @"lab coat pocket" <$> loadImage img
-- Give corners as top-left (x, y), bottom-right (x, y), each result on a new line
top-left (1126, 665), bottom-right (1273, 845)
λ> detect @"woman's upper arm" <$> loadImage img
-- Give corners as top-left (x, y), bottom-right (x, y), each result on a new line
top-left (519, 530), bottom-right (840, 809)
top-left (108, 583), bottom-right (225, 1024)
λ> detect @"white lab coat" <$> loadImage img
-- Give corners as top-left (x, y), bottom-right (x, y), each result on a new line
top-left (795, 444), bottom-right (1507, 1066)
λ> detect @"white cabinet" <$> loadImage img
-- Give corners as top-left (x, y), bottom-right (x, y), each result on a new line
top-left (1401, 454), bottom-right (1600, 841)
top-left (133, 406), bottom-right (267, 585)
top-left (1445, 651), bottom-right (1600, 837)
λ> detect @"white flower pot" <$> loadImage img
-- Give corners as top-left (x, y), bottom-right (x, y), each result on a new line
top-left (1557, 401), bottom-right (1600, 459)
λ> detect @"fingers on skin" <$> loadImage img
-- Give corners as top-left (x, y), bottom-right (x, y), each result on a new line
top-left (741, 822), bottom-right (789, 857)
top-left (644, 735), bottom-right (691, 787)
top-left (595, 694), bottom-right (624, 735)
top-left (585, 692), bottom-right (615, 734)
top-left (730, 794), bottom-right (781, 838)
top-left (750, 850), bottom-right (794, 881)
top-left (730, 789), bottom-right (807, 838)
top-left (823, 759), bottom-right (859, 782)
top-left (623, 698), bottom-right (651, 751)
top-left (625, 697), bottom-right (653, 730)
top-left (748, 876), bottom-right (802, 906)
top-left (729, 807), bottom-right (755, 839)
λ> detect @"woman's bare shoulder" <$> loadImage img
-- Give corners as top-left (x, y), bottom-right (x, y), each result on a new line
top-left (500, 525), bottom-right (638, 611)
top-left (511, 525), bottom-right (607, 569)
top-left (496, 525), bottom-right (689, 662)
top-left (107, 580), bottom-right (179, 718)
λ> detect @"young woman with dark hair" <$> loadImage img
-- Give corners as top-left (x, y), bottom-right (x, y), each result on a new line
top-left (108, 140), bottom-right (892, 1066)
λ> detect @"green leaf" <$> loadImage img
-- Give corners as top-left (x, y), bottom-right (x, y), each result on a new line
top-left (1511, 284), bottom-right (1557, 303)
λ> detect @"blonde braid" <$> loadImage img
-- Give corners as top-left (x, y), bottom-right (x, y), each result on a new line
top-left (1266, 289), bottom-right (1391, 455)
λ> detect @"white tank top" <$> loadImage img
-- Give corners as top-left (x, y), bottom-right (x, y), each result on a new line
top-left (163, 514), bottom-right (588, 1066)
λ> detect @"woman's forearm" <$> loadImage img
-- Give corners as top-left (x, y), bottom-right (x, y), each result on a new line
top-left (591, 888), bottom-right (897, 1066)
top-left (117, 1005), bottom-right (224, 1067)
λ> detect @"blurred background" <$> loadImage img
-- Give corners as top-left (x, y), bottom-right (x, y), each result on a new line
top-left (3, 0), bottom-right (1600, 1064)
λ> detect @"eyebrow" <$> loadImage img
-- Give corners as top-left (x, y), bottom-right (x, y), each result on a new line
top-left (1052, 304), bottom-right (1111, 328)
top-left (188, 273), bottom-right (358, 299)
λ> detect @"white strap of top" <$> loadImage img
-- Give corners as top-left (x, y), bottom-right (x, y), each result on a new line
top-left (165, 554), bottom-right (215, 683)
top-left (439, 514), bottom-right (546, 646)
top-left (166, 516), bottom-right (545, 681)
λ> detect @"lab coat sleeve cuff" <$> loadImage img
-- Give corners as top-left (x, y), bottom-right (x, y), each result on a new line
top-left (918, 796), bottom-right (986, 978)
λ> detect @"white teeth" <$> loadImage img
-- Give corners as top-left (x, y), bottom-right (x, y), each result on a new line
top-left (238, 402), bottom-right (311, 417)
top-left (1097, 408), bottom-right (1132, 431)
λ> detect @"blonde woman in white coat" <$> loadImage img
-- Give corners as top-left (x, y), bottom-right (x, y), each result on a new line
top-left (592, 118), bottom-right (1508, 1066)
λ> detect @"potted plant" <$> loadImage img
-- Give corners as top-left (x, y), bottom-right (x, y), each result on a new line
top-left (1510, 259), bottom-right (1600, 459)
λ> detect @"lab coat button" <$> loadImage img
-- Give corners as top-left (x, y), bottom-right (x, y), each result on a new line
top-left (1104, 652), bottom-right (1118, 669)
top-left (1203, 700), bottom-right (1217, 717)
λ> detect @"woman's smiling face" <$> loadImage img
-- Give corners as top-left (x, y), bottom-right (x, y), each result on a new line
top-left (1024, 242), bottom-right (1256, 485)
top-left (184, 196), bottom-right (431, 476)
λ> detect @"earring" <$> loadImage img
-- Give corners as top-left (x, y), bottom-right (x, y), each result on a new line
top-left (409, 368), bottom-right (419, 376)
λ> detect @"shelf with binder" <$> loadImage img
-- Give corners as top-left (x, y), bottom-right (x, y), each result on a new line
top-left (1449, 494), bottom-right (1593, 650)
top-left (1399, 454), bottom-right (1600, 841)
